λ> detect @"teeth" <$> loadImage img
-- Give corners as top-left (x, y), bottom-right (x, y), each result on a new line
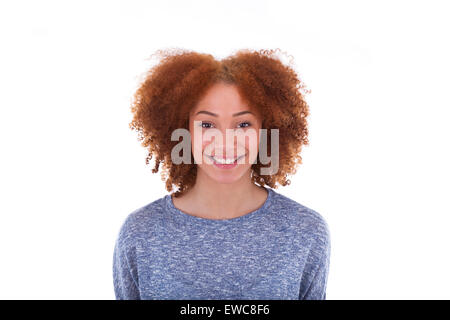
top-left (214, 157), bottom-right (236, 164)
top-left (212, 155), bottom-right (244, 164)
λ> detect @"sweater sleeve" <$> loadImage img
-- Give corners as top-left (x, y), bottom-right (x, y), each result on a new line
top-left (112, 215), bottom-right (141, 300)
top-left (298, 217), bottom-right (331, 300)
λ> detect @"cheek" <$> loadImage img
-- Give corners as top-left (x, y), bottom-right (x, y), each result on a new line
top-left (190, 130), bottom-right (211, 155)
top-left (243, 127), bottom-right (261, 153)
top-left (202, 139), bottom-right (210, 153)
top-left (245, 127), bottom-right (261, 163)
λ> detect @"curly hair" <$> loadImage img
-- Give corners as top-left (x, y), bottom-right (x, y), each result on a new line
top-left (129, 48), bottom-right (311, 198)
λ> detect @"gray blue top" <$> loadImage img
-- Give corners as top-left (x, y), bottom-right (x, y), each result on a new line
top-left (113, 187), bottom-right (331, 300)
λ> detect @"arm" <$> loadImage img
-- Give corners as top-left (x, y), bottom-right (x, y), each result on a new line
top-left (112, 216), bottom-right (141, 300)
top-left (298, 219), bottom-right (331, 300)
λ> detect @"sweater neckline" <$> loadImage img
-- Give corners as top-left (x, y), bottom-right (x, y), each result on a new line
top-left (164, 187), bottom-right (274, 227)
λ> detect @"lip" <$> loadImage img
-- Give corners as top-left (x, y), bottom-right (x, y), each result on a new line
top-left (205, 154), bottom-right (246, 169)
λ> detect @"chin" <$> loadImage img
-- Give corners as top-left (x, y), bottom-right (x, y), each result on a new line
top-left (200, 166), bottom-right (251, 184)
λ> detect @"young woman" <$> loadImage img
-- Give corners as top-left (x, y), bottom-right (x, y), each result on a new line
top-left (113, 48), bottom-right (331, 300)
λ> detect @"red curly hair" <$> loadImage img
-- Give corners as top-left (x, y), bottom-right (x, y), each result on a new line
top-left (129, 48), bottom-right (310, 198)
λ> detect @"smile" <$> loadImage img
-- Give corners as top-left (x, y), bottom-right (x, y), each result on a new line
top-left (205, 154), bottom-right (246, 164)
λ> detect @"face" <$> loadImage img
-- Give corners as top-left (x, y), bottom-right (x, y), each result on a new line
top-left (189, 82), bottom-right (262, 184)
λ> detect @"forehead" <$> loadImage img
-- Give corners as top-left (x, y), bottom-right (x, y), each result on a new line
top-left (191, 82), bottom-right (252, 116)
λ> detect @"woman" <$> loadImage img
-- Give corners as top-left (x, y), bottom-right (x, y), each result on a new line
top-left (113, 48), bottom-right (331, 300)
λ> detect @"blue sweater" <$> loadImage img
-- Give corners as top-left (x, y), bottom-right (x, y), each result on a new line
top-left (113, 187), bottom-right (331, 300)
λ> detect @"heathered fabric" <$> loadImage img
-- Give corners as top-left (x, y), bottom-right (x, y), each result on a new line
top-left (113, 187), bottom-right (331, 300)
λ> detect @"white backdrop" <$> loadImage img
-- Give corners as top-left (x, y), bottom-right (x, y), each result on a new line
top-left (0, 0), bottom-right (449, 299)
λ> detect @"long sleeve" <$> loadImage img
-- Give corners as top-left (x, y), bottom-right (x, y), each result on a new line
top-left (298, 218), bottom-right (331, 300)
top-left (112, 215), bottom-right (141, 300)
top-left (110, 190), bottom-right (331, 299)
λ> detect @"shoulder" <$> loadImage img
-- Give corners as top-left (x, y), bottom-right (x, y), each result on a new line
top-left (115, 195), bottom-right (167, 247)
top-left (269, 189), bottom-right (330, 251)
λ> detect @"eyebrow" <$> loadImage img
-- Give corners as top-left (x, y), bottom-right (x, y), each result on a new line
top-left (195, 110), bottom-right (254, 117)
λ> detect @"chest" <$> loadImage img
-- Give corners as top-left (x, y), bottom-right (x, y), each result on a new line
top-left (135, 227), bottom-right (309, 299)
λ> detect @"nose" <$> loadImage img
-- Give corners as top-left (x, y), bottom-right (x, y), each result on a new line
top-left (209, 143), bottom-right (248, 159)
top-left (203, 128), bottom-right (247, 158)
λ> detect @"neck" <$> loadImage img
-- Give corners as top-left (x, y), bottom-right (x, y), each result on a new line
top-left (183, 169), bottom-right (264, 219)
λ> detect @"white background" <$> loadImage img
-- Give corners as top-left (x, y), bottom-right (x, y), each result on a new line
top-left (0, 0), bottom-right (449, 299)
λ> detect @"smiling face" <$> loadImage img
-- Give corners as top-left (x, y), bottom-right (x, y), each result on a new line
top-left (189, 82), bottom-right (262, 184)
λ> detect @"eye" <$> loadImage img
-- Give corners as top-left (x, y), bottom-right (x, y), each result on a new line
top-left (238, 122), bottom-right (251, 128)
top-left (198, 121), bottom-right (251, 129)
top-left (200, 122), bottom-right (214, 129)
